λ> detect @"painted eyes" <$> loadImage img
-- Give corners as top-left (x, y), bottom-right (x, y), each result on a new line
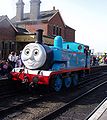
top-left (34, 49), bottom-right (39, 56)
top-left (25, 48), bottom-right (30, 56)
top-left (24, 48), bottom-right (39, 56)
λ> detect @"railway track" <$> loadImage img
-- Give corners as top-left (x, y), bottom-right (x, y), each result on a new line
top-left (38, 73), bottom-right (107, 120)
top-left (1, 72), bottom-right (107, 120)
top-left (52, 83), bottom-right (107, 120)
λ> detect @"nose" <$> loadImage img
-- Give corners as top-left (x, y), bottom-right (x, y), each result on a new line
top-left (29, 53), bottom-right (34, 60)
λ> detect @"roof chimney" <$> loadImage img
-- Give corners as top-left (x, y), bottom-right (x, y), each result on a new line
top-left (53, 6), bottom-right (55, 10)
top-left (30, 0), bottom-right (41, 20)
top-left (16, 0), bottom-right (25, 21)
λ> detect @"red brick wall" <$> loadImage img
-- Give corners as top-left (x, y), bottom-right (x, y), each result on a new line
top-left (16, 12), bottom-right (75, 42)
top-left (21, 12), bottom-right (66, 39)
top-left (24, 22), bottom-right (48, 35)
top-left (48, 12), bottom-right (75, 42)
top-left (48, 12), bottom-right (65, 38)
top-left (65, 26), bottom-right (75, 42)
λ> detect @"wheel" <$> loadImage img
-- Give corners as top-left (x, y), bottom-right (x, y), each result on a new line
top-left (64, 77), bottom-right (72, 88)
top-left (51, 75), bottom-right (62, 92)
top-left (73, 73), bottom-right (78, 86)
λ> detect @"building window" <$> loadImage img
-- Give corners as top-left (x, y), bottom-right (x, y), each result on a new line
top-left (4, 43), bottom-right (8, 50)
top-left (53, 26), bottom-right (56, 35)
top-left (56, 26), bottom-right (59, 35)
top-left (11, 42), bottom-right (15, 51)
top-left (2, 42), bottom-right (4, 49)
top-left (59, 28), bottom-right (61, 36)
top-left (9, 42), bottom-right (12, 49)
top-left (53, 26), bottom-right (61, 36)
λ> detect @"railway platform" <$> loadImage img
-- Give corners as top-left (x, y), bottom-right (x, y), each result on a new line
top-left (86, 97), bottom-right (107, 120)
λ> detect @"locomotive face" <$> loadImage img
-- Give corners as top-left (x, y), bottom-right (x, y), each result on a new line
top-left (21, 43), bottom-right (46, 69)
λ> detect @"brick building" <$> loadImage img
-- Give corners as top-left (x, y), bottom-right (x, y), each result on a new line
top-left (0, 15), bottom-right (54, 59)
top-left (0, 0), bottom-right (76, 59)
top-left (11, 0), bottom-right (75, 42)
top-left (0, 16), bottom-right (17, 59)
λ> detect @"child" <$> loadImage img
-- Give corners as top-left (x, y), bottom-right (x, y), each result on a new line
top-left (2, 60), bottom-right (8, 78)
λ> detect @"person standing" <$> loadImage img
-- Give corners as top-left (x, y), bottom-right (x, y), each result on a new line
top-left (8, 51), bottom-right (17, 68)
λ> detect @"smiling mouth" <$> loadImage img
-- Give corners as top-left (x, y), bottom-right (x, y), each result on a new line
top-left (24, 59), bottom-right (35, 64)
top-left (28, 62), bottom-right (35, 66)
top-left (25, 59), bottom-right (40, 66)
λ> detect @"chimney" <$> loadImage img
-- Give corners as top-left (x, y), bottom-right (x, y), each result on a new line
top-left (53, 6), bottom-right (55, 10)
top-left (36, 29), bottom-right (43, 44)
top-left (30, 0), bottom-right (41, 20)
top-left (16, 0), bottom-right (25, 21)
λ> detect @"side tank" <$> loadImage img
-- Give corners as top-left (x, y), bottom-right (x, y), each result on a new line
top-left (50, 36), bottom-right (90, 70)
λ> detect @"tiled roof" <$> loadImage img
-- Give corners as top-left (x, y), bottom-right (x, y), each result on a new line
top-left (0, 15), bottom-right (7, 22)
top-left (16, 27), bottom-right (29, 34)
top-left (0, 15), bottom-right (18, 32)
top-left (11, 10), bottom-right (58, 23)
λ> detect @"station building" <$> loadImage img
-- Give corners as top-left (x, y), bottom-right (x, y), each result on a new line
top-left (11, 0), bottom-right (75, 42)
top-left (0, 16), bottom-right (53, 59)
top-left (0, 0), bottom-right (75, 59)
top-left (0, 16), bottom-right (17, 59)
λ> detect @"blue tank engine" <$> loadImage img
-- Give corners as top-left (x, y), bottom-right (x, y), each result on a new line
top-left (11, 29), bottom-right (90, 92)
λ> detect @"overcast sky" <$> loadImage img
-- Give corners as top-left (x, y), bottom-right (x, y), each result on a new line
top-left (0, 0), bottom-right (107, 53)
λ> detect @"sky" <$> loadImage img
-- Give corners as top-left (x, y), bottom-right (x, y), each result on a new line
top-left (0, 0), bottom-right (107, 53)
